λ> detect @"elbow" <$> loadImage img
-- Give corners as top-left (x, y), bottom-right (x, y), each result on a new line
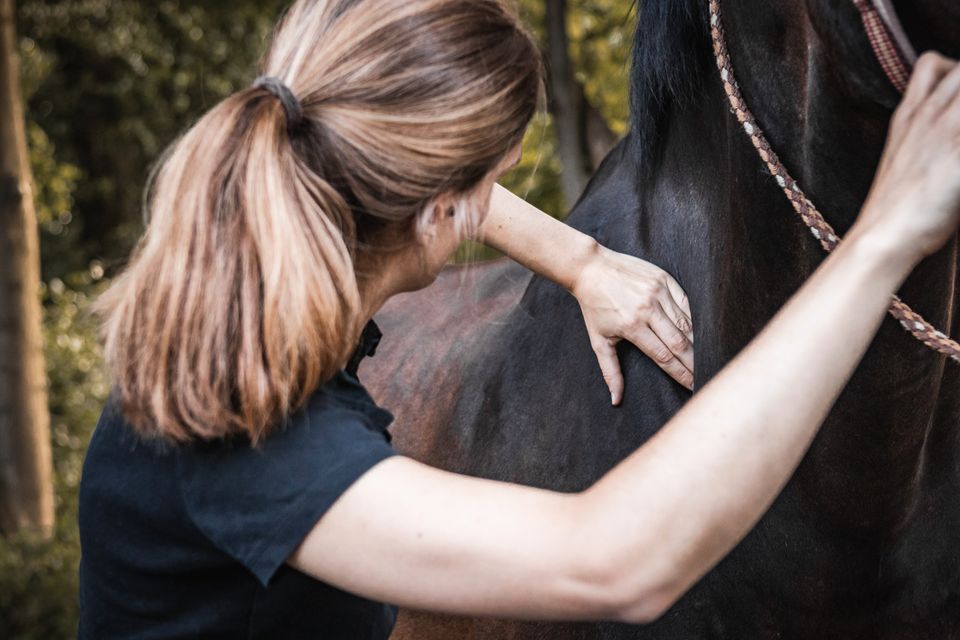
top-left (556, 492), bottom-right (689, 624)
top-left (601, 566), bottom-right (680, 625)
top-left (566, 543), bottom-right (683, 625)
top-left (614, 590), bottom-right (676, 625)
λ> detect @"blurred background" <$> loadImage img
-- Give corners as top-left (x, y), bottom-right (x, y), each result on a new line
top-left (0, 0), bottom-right (634, 636)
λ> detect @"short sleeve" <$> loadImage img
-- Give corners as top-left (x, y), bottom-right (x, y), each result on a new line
top-left (178, 402), bottom-right (397, 586)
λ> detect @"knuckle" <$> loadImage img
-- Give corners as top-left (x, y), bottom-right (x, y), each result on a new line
top-left (635, 298), bottom-right (655, 315)
top-left (916, 51), bottom-right (943, 73)
top-left (891, 104), bottom-right (912, 128)
top-left (908, 104), bottom-right (938, 131)
top-left (668, 334), bottom-right (688, 351)
top-left (915, 52), bottom-right (949, 81)
top-left (653, 347), bottom-right (674, 364)
top-left (636, 284), bottom-right (654, 302)
top-left (915, 51), bottom-right (940, 73)
top-left (917, 100), bottom-right (940, 121)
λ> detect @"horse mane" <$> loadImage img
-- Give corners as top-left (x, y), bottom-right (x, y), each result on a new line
top-left (630, 0), bottom-right (712, 174)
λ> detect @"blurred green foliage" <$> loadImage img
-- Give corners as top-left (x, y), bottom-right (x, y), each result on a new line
top-left (459, 0), bottom-right (634, 261)
top-left (16, 0), bottom-right (632, 274)
top-left (0, 274), bottom-right (108, 640)
top-left (0, 0), bottom-right (633, 637)
top-left (519, 0), bottom-right (633, 137)
top-left (19, 0), bottom-right (289, 279)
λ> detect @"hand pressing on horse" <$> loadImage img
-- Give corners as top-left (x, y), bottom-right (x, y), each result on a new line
top-left (857, 52), bottom-right (960, 263)
top-left (570, 246), bottom-right (694, 400)
top-left (480, 184), bottom-right (695, 403)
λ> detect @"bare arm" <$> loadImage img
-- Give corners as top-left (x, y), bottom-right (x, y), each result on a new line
top-left (479, 184), bottom-right (696, 397)
top-left (291, 222), bottom-right (913, 623)
top-left (291, 54), bottom-right (960, 623)
top-left (479, 184), bottom-right (595, 292)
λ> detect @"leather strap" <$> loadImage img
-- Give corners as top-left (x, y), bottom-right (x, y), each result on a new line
top-left (852, 0), bottom-right (917, 93)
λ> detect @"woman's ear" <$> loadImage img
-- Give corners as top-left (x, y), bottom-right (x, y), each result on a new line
top-left (415, 194), bottom-right (458, 245)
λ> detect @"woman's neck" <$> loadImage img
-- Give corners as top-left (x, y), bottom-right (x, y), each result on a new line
top-left (355, 249), bottom-right (424, 328)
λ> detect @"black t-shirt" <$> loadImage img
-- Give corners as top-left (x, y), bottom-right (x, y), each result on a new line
top-left (78, 324), bottom-right (399, 639)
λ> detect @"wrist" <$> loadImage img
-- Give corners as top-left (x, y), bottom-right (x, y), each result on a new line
top-left (566, 235), bottom-right (602, 295)
top-left (843, 214), bottom-right (920, 290)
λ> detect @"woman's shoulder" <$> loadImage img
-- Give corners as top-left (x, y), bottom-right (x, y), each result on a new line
top-left (86, 364), bottom-right (394, 469)
top-left (309, 369), bottom-right (394, 437)
top-left (176, 369), bottom-right (400, 586)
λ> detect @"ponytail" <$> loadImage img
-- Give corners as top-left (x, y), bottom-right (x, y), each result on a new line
top-left (98, 0), bottom-right (542, 442)
top-left (97, 88), bottom-right (361, 443)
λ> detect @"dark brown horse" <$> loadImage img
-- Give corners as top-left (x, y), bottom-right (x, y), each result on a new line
top-left (361, 1), bottom-right (960, 637)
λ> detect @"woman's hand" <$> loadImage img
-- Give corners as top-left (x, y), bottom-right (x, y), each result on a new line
top-left (293, 56), bottom-right (960, 626)
top-left (571, 245), bottom-right (694, 402)
top-left (480, 186), bottom-right (695, 402)
top-left (855, 53), bottom-right (960, 263)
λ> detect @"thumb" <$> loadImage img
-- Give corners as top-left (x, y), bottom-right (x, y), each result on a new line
top-left (593, 339), bottom-right (625, 406)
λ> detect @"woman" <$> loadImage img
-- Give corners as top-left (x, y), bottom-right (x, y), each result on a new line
top-left (78, 0), bottom-right (960, 637)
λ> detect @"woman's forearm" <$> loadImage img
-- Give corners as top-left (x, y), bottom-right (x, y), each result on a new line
top-left (293, 224), bottom-right (917, 624)
top-left (292, 55), bottom-right (960, 624)
top-left (581, 224), bottom-right (914, 622)
top-left (479, 184), bottom-right (598, 291)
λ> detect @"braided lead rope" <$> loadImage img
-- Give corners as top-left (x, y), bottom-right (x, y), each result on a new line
top-left (708, 0), bottom-right (960, 362)
top-left (851, 0), bottom-right (914, 93)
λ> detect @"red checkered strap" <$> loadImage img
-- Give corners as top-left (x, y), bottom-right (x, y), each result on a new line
top-left (852, 0), bottom-right (918, 93)
top-left (708, 0), bottom-right (960, 362)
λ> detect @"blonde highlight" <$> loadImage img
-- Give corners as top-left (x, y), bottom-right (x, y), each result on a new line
top-left (97, 0), bottom-right (542, 442)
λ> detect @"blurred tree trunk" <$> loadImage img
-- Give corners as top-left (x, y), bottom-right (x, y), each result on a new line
top-left (0, 0), bottom-right (53, 536)
top-left (544, 0), bottom-right (619, 209)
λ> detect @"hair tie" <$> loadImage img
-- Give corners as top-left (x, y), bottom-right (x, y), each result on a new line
top-left (252, 76), bottom-right (304, 132)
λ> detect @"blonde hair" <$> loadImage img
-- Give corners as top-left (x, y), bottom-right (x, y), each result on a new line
top-left (96, 0), bottom-right (542, 442)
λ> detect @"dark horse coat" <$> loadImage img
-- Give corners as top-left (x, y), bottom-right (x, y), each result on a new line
top-left (362, 1), bottom-right (960, 637)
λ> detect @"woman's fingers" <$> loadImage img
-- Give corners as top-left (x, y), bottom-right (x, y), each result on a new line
top-left (649, 305), bottom-right (694, 379)
top-left (573, 247), bottom-right (697, 397)
top-left (592, 338), bottom-right (625, 406)
top-left (601, 301), bottom-right (694, 395)
top-left (857, 54), bottom-right (960, 263)
top-left (902, 52), bottom-right (954, 114)
top-left (660, 281), bottom-right (694, 345)
top-left (661, 298), bottom-right (694, 343)
top-left (944, 66), bottom-right (960, 126)
top-left (886, 54), bottom-right (954, 163)
top-left (634, 323), bottom-right (693, 389)
top-left (616, 310), bottom-right (693, 389)
top-left (663, 273), bottom-right (692, 316)
top-left (920, 55), bottom-right (960, 119)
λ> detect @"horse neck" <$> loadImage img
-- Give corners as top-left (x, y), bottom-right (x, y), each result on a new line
top-left (673, 0), bottom-right (959, 537)
top-left (724, 0), bottom-right (894, 228)
top-left (667, 0), bottom-right (897, 364)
